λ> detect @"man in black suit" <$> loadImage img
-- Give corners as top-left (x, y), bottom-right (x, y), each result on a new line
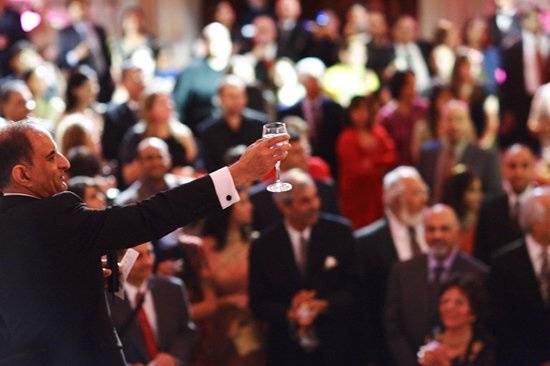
top-left (385, 204), bottom-right (488, 366)
top-left (198, 75), bottom-right (265, 172)
top-left (249, 169), bottom-right (356, 365)
top-left (102, 62), bottom-right (145, 165)
top-left (418, 99), bottom-right (502, 202)
top-left (274, 0), bottom-right (312, 62)
top-left (56, 0), bottom-right (114, 103)
top-left (0, 120), bottom-right (288, 365)
top-left (110, 242), bottom-right (196, 366)
top-left (278, 58), bottom-right (344, 177)
top-left (488, 187), bottom-right (550, 365)
top-left (499, 8), bottom-right (549, 150)
top-left (354, 166), bottom-right (429, 365)
top-left (474, 144), bottom-right (534, 263)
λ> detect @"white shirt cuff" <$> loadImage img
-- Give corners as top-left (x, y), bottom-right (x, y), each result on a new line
top-left (210, 167), bottom-right (240, 209)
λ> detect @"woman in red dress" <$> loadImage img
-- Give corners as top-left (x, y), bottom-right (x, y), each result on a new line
top-left (337, 95), bottom-right (397, 229)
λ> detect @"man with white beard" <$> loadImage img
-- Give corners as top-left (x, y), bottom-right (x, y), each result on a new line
top-left (384, 204), bottom-right (487, 366)
top-left (354, 166), bottom-right (429, 365)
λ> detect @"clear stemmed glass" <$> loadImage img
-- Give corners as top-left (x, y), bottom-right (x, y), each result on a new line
top-left (263, 122), bottom-right (293, 192)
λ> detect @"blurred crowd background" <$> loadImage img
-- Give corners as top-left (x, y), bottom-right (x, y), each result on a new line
top-left (1, 0), bottom-right (550, 365)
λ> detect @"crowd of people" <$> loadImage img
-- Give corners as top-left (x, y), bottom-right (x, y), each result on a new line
top-left (0, 0), bottom-right (550, 364)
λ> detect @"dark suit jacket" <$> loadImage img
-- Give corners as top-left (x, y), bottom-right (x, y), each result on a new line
top-left (418, 140), bottom-right (502, 198)
top-left (385, 252), bottom-right (488, 366)
top-left (354, 218), bottom-right (398, 365)
top-left (198, 110), bottom-right (265, 172)
top-left (0, 176), bottom-right (221, 365)
top-left (278, 97), bottom-right (345, 176)
top-left (56, 23), bottom-right (114, 102)
top-left (488, 240), bottom-right (550, 365)
top-left (474, 192), bottom-right (523, 264)
top-left (276, 22), bottom-right (312, 62)
top-left (109, 276), bottom-right (196, 364)
top-left (249, 215), bottom-right (357, 365)
top-left (250, 179), bottom-right (340, 233)
top-left (102, 102), bottom-right (139, 162)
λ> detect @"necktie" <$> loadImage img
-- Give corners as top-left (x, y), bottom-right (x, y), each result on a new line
top-left (432, 262), bottom-right (445, 284)
top-left (297, 234), bottom-right (308, 276)
top-left (408, 226), bottom-right (422, 257)
top-left (434, 147), bottom-right (456, 202)
top-left (135, 292), bottom-right (159, 359)
top-left (540, 249), bottom-right (550, 305)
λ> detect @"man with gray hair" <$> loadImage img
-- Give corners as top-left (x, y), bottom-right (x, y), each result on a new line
top-left (354, 166), bottom-right (429, 364)
top-left (488, 186), bottom-right (550, 365)
top-left (385, 204), bottom-right (487, 366)
top-left (249, 168), bottom-right (356, 365)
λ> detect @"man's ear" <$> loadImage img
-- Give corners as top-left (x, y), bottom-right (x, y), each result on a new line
top-left (11, 164), bottom-right (32, 187)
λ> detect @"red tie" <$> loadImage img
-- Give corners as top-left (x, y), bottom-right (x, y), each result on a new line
top-left (135, 292), bottom-right (159, 359)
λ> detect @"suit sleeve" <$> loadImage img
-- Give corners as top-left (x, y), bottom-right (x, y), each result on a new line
top-left (384, 264), bottom-right (418, 366)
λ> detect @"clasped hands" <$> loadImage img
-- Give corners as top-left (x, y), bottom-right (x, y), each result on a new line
top-left (287, 290), bottom-right (328, 330)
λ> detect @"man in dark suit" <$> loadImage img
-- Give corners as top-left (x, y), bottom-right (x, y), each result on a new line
top-left (499, 8), bottom-right (549, 150)
top-left (385, 204), bottom-right (488, 366)
top-left (488, 187), bottom-right (550, 365)
top-left (56, 0), bottom-right (114, 103)
top-left (278, 58), bottom-right (345, 177)
top-left (274, 0), bottom-right (312, 62)
top-left (101, 62), bottom-right (145, 165)
top-left (355, 166), bottom-right (429, 365)
top-left (0, 120), bottom-right (288, 365)
top-left (418, 99), bottom-right (502, 202)
top-left (249, 169), bottom-right (356, 365)
top-left (110, 242), bottom-right (196, 366)
top-left (474, 144), bottom-right (535, 263)
top-left (198, 75), bottom-right (265, 172)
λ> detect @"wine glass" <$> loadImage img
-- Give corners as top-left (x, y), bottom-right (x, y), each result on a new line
top-left (263, 122), bottom-right (293, 192)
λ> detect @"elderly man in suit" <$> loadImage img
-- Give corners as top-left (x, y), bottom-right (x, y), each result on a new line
top-left (385, 204), bottom-right (487, 366)
top-left (0, 119), bottom-right (288, 365)
top-left (110, 242), bottom-right (196, 366)
top-left (474, 144), bottom-right (535, 263)
top-left (488, 186), bottom-right (550, 365)
top-left (249, 168), bottom-right (356, 365)
top-left (418, 99), bottom-right (502, 202)
top-left (354, 166), bottom-right (429, 365)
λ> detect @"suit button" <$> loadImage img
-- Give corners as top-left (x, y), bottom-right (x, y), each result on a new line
top-left (226, 195), bottom-right (232, 201)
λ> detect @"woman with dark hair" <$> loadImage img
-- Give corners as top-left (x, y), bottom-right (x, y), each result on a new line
top-left (379, 70), bottom-right (428, 165)
top-left (418, 274), bottom-right (494, 366)
top-left (449, 55), bottom-right (498, 148)
top-left (337, 95), bottom-right (396, 228)
top-left (196, 189), bottom-right (265, 365)
top-left (119, 88), bottom-right (197, 184)
top-left (442, 167), bottom-right (483, 254)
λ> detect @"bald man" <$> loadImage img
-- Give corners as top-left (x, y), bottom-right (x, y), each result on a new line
top-left (385, 204), bottom-right (487, 366)
top-left (488, 187), bottom-right (550, 365)
top-left (474, 144), bottom-right (535, 263)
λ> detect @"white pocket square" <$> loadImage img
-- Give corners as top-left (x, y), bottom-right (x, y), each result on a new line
top-left (324, 256), bottom-right (338, 270)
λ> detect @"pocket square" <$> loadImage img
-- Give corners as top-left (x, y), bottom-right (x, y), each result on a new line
top-left (324, 256), bottom-right (338, 270)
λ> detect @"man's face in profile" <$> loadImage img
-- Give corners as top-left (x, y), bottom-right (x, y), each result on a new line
top-left (25, 130), bottom-right (71, 198)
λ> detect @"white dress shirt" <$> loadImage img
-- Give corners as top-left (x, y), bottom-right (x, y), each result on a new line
top-left (124, 280), bottom-right (159, 339)
top-left (522, 30), bottom-right (549, 95)
top-left (386, 209), bottom-right (428, 262)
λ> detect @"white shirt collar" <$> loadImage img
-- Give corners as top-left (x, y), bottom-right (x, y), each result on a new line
top-left (284, 221), bottom-right (312, 264)
top-left (503, 182), bottom-right (532, 207)
top-left (2, 192), bottom-right (40, 199)
top-left (386, 209), bottom-right (427, 261)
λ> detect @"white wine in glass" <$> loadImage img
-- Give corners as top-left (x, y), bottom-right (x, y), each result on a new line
top-left (263, 122), bottom-right (293, 192)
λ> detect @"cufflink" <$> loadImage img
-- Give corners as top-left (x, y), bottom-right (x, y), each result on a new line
top-left (226, 195), bottom-right (232, 201)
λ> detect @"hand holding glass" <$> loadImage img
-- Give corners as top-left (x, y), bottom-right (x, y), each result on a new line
top-left (263, 122), bottom-right (293, 192)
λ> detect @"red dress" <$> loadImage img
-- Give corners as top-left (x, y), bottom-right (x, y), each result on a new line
top-left (337, 125), bottom-right (397, 229)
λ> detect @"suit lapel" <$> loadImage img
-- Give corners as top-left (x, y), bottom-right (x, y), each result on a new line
top-left (515, 243), bottom-right (547, 310)
top-left (120, 291), bottom-right (150, 362)
top-left (382, 222), bottom-right (399, 264)
top-left (278, 225), bottom-right (303, 286)
top-left (149, 279), bottom-right (166, 351)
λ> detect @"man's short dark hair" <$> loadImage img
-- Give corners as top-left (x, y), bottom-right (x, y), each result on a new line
top-left (0, 121), bottom-right (36, 190)
top-left (389, 70), bottom-right (415, 100)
